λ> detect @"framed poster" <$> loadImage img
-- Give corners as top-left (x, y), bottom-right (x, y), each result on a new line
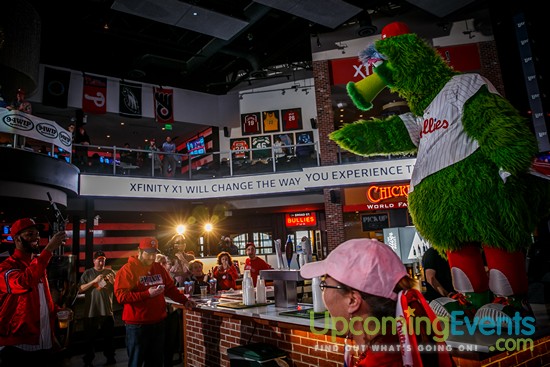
top-left (262, 110), bottom-right (280, 132)
top-left (275, 133), bottom-right (295, 155)
top-left (361, 213), bottom-right (390, 231)
top-left (230, 137), bottom-right (250, 160)
top-left (295, 131), bottom-right (315, 157)
top-left (251, 135), bottom-right (272, 160)
top-left (281, 108), bottom-right (302, 131)
top-left (241, 112), bottom-right (261, 135)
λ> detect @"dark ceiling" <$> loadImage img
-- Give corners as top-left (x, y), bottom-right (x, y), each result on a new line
top-left (26, 0), bottom-right (491, 96)
top-left (8, 0), bottom-right (493, 148)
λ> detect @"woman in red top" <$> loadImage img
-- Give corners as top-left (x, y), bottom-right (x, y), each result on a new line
top-left (213, 252), bottom-right (238, 290)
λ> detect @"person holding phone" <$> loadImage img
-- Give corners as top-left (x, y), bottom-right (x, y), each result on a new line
top-left (114, 237), bottom-right (195, 367)
top-left (78, 251), bottom-right (116, 366)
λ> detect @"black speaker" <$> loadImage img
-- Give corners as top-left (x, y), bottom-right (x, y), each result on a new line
top-left (310, 118), bottom-right (317, 129)
top-left (223, 126), bottom-right (231, 137)
top-left (329, 189), bottom-right (341, 204)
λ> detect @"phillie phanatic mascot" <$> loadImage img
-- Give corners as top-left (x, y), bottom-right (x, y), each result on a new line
top-left (330, 22), bottom-right (550, 320)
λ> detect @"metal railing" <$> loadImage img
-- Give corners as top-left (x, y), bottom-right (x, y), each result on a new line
top-left (68, 141), bottom-right (321, 180)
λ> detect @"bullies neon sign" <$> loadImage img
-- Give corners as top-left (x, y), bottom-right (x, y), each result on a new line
top-left (367, 184), bottom-right (410, 203)
top-left (285, 212), bottom-right (317, 227)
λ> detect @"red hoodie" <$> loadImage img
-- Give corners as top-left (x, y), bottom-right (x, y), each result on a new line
top-left (114, 255), bottom-right (188, 324)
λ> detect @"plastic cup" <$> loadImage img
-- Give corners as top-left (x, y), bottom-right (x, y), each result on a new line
top-left (200, 285), bottom-right (208, 298)
top-left (57, 310), bottom-right (70, 329)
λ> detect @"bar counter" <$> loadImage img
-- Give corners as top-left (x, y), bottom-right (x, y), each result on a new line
top-left (170, 295), bottom-right (550, 367)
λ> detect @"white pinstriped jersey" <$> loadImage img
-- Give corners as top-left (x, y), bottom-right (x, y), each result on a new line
top-left (401, 74), bottom-right (500, 192)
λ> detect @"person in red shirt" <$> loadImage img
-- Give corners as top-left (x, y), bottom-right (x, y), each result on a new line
top-left (0, 218), bottom-right (70, 367)
top-left (213, 252), bottom-right (239, 290)
top-left (114, 237), bottom-right (195, 367)
top-left (243, 242), bottom-right (272, 287)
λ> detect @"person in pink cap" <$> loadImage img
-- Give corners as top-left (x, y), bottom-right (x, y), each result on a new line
top-left (114, 237), bottom-right (196, 367)
top-left (300, 239), bottom-right (452, 367)
top-left (0, 218), bottom-right (69, 366)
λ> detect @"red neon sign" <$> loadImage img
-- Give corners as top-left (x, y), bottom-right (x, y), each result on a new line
top-left (285, 212), bottom-right (317, 227)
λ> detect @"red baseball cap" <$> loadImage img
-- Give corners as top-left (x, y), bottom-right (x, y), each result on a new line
top-left (11, 218), bottom-right (38, 236)
top-left (381, 22), bottom-right (411, 39)
top-left (245, 242), bottom-right (255, 250)
top-left (139, 237), bottom-right (160, 253)
top-left (300, 239), bottom-right (408, 301)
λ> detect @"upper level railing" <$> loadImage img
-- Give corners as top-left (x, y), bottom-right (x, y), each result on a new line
top-left (70, 141), bottom-right (322, 179)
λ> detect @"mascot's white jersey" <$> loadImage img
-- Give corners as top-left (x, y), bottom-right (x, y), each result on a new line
top-left (401, 74), bottom-right (499, 191)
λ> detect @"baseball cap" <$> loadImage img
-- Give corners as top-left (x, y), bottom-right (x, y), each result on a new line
top-left (381, 22), bottom-right (411, 39)
top-left (245, 242), bottom-right (255, 249)
top-left (300, 238), bottom-right (408, 301)
top-left (139, 237), bottom-right (160, 253)
top-left (94, 251), bottom-right (106, 259)
top-left (11, 218), bottom-right (38, 236)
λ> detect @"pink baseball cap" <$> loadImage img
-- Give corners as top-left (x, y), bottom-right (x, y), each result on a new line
top-left (300, 238), bottom-right (408, 301)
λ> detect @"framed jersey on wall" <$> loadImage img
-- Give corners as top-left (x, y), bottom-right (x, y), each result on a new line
top-left (262, 110), bottom-right (280, 132)
top-left (241, 112), bottom-right (261, 135)
top-left (281, 108), bottom-right (302, 131)
top-left (251, 135), bottom-right (272, 160)
top-left (230, 138), bottom-right (250, 160)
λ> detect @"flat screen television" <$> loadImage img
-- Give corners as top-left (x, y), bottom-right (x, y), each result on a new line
top-left (186, 136), bottom-right (206, 155)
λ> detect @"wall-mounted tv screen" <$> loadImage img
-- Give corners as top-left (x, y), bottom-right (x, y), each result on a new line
top-left (187, 136), bottom-right (206, 155)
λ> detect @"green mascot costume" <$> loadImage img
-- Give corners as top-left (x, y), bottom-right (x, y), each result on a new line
top-left (330, 22), bottom-right (550, 320)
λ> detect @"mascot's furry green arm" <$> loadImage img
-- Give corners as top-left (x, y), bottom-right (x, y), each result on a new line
top-left (330, 22), bottom-right (550, 319)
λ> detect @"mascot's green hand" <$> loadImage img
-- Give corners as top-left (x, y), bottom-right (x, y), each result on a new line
top-left (330, 115), bottom-right (417, 156)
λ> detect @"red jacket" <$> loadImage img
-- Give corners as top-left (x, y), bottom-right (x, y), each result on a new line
top-left (213, 264), bottom-right (238, 290)
top-left (114, 255), bottom-right (188, 324)
top-left (0, 249), bottom-right (59, 346)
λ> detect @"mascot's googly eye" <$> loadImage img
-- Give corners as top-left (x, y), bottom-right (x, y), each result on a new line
top-left (359, 44), bottom-right (385, 68)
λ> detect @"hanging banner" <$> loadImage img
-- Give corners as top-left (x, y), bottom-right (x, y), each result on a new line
top-left (82, 74), bottom-right (107, 114)
top-left (42, 67), bottom-right (71, 108)
top-left (153, 87), bottom-right (174, 124)
top-left (0, 108), bottom-right (72, 150)
top-left (119, 82), bottom-right (142, 118)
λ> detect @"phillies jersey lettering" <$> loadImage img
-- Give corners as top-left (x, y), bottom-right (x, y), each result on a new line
top-left (401, 74), bottom-right (499, 191)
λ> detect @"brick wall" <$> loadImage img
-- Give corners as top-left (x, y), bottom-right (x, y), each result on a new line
top-left (184, 309), bottom-right (550, 367)
top-left (313, 59), bottom-right (346, 252)
top-left (452, 334), bottom-right (550, 367)
top-left (478, 40), bottom-right (505, 97)
top-left (184, 309), bottom-right (346, 367)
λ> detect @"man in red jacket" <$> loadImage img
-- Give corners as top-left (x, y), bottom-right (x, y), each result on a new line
top-left (0, 218), bottom-right (70, 367)
top-left (114, 237), bottom-right (195, 367)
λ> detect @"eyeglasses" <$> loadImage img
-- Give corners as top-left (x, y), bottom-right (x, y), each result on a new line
top-left (319, 280), bottom-right (345, 292)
